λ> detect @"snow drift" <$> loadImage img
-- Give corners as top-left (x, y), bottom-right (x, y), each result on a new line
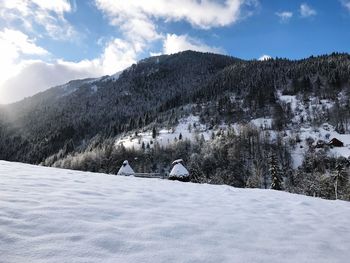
top-left (0, 161), bottom-right (350, 263)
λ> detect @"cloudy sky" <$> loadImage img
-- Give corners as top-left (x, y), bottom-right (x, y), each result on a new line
top-left (0, 0), bottom-right (350, 104)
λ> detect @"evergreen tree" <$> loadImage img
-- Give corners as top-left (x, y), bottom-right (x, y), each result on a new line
top-left (270, 154), bottom-right (282, 190)
top-left (152, 127), bottom-right (157, 139)
top-left (333, 160), bottom-right (347, 200)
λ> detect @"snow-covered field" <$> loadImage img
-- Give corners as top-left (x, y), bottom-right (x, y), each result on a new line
top-left (1, 161), bottom-right (350, 263)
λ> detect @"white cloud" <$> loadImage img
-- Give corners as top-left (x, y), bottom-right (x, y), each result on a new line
top-left (0, 28), bottom-right (49, 89)
top-left (0, 60), bottom-right (97, 103)
top-left (94, 0), bottom-right (254, 56)
top-left (300, 3), bottom-right (317, 17)
top-left (0, 0), bottom-right (77, 40)
top-left (275, 11), bottom-right (293, 22)
top-left (0, 28), bottom-right (49, 56)
top-left (258, 54), bottom-right (272, 61)
top-left (98, 38), bottom-right (137, 74)
top-left (30, 0), bottom-right (72, 13)
top-left (93, 0), bottom-right (240, 64)
top-left (341, 0), bottom-right (350, 11)
top-left (95, 0), bottom-right (246, 31)
top-left (163, 34), bottom-right (224, 55)
top-left (119, 17), bottom-right (162, 52)
top-left (0, 37), bottom-right (137, 104)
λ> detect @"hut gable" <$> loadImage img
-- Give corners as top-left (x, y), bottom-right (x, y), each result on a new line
top-left (329, 138), bottom-right (344, 147)
top-left (117, 160), bottom-right (135, 176)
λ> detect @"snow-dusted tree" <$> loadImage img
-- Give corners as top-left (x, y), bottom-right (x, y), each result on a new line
top-left (333, 160), bottom-right (348, 200)
top-left (188, 153), bottom-right (206, 183)
top-left (152, 127), bottom-right (157, 139)
top-left (270, 154), bottom-right (282, 190)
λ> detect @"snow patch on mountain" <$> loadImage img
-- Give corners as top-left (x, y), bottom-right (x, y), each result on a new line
top-left (58, 78), bottom-right (99, 97)
top-left (250, 118), bottom-right (273, 129)
top-left (102, 71), bottom-right (122, 82)
top-left (90, 85), bottom-right (98, 93)
top-left (115, 115), bottom-right (212, 149)
top-left (278, 92), bottom-right (334, 125)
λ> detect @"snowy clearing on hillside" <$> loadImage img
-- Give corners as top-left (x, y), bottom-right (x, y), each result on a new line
top-left (115, 115), bottom-right (212, 149)
top-left (248, 92), bottom-right (350, 168)
top-left (289, 124), bottom-right (350, 168)
top-left (1, 161), bottom-right (350, 263)
top-left (278, 93), bottom-right (334, 125)
top-left (250, 118), bottom-right (273, 129)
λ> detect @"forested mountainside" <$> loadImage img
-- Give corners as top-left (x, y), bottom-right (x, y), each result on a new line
top-left (1, 51), bottom-right (350, 200)
top-left (0, 51), bottom-right (237, 163)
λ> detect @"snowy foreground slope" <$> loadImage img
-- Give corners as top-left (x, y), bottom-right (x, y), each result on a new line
top-left (1, 161), bottom-right (350, 263)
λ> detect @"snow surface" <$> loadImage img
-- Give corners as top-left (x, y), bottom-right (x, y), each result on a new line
top-left (1, 161), bottom-right (350, 263)
top-left (278, 94), bottom-right (299, 112)
top-left (250, 118), bottom-right (273, 129)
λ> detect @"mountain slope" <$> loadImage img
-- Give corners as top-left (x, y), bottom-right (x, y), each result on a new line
top-left (1, 52), bottom-right (349, 165)
top-left (0, 51), bottom-right (237, 163)
top-left (0, 160), bottom-right (350, 263)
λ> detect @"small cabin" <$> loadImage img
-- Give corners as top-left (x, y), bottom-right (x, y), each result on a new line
top-left (329, 138), bottom-right (344, 147)
top-left (169, 159), bottom-right (190, 182)
top-left (117, 160), bottom-right (135, 176)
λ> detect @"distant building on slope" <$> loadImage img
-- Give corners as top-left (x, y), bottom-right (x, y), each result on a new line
top-left (117, 160), bottom-right (135, 176)
top-left (329, 138), bottom-right (344, 147)
top-left (169, 159), bottom-right (190, 182)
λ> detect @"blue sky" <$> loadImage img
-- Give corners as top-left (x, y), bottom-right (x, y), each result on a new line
top-left (0, 0), bottom-right (350, 103)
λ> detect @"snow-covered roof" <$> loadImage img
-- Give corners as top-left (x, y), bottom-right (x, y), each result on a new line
top-left (172, 159), bottom-right (183, 165)
top-left (169, 163), bottom-right (189, 178)
top-left (117, 160), bottom-right (135, 176)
